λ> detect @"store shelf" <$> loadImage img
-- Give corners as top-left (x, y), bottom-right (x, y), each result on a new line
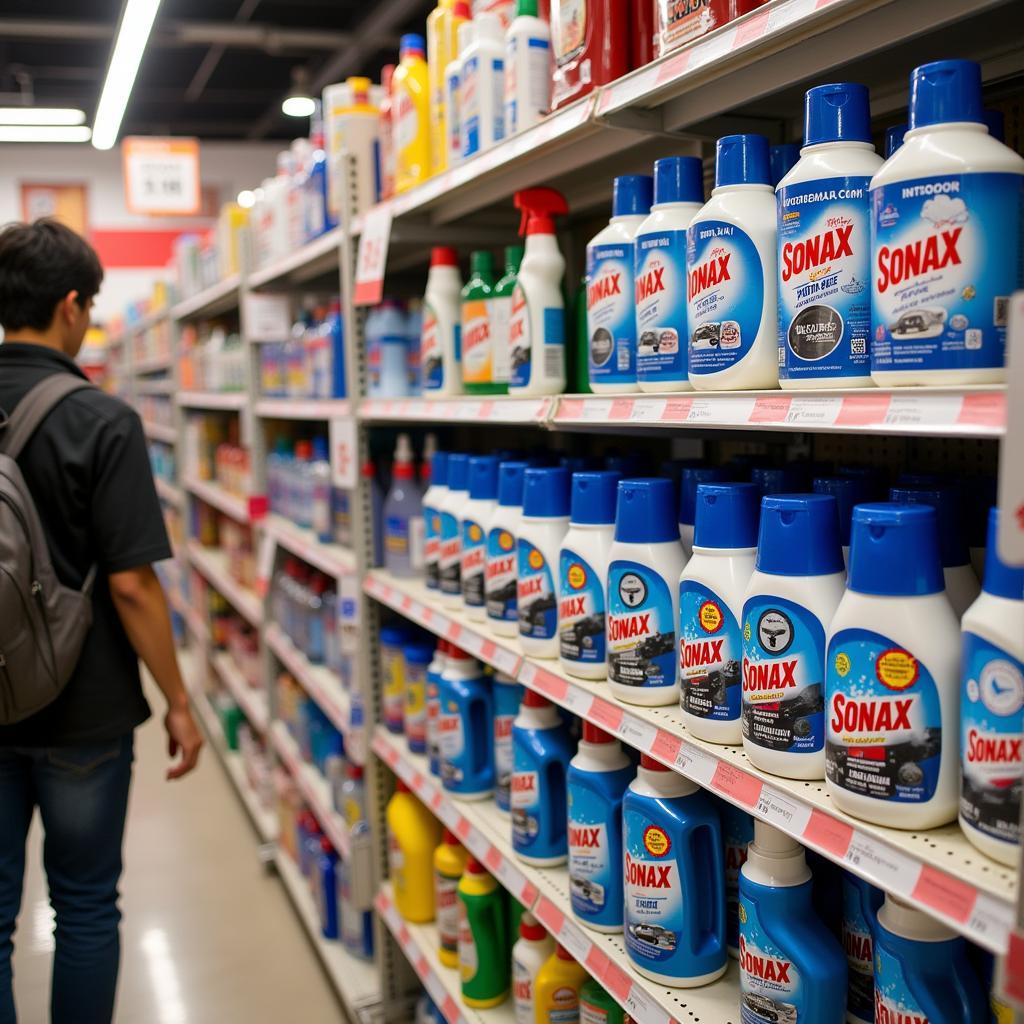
top-left (254, 397), bottom-right (352, 420)
top-left (154, 477), bottom-right (183, 507)
top-left (359, 396), bottom-right (553, 426)
top-left (133, 353), bottom-right (173, 375)
top-left (176, 390), bottom-right (248, 411)
top-left (170, 273), bottom-right (241, 322)
top-left (263, 514), bottom-right (356, 578)
top-left (211, 651), bottom-right (269, 733)
top-left (183, 475), bottom-right (260, 524)
top-left (247, 226), bottom-right (344, 291)
top-left (142, 419), bottom-right (177, 443)
top-left (186, 540), bottom-right (264, 626)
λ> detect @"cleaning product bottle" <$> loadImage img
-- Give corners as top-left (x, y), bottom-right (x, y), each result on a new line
top-left (439, 453), bottom-right (469, 605)
top-left (687, 133), bottom-right (779, 391)
top-left (567, 722), bottom-right (632, 932)
top-left (462, 250), bottom-right (499, 393)
top-left (678, 465), bottom-right (728, 559)
top-left (393, 34), bottom-right (432, 193)
top-left (379, 64), bottom-right (397, 199)
top-left (607, 478), bottom-right (687, 707)
top-left (580, 977), bottom-right (624, 1024)
top-left (421, 247), bottom-right (464, 395)
top-left (738, 821), bottom-right (847, 1021)
top-left (427, 640), bottom-right (449, 774)
top-left (462, 455), bottom-right (500, 618)
top-left (635, 156), bottom-right (705, 392)
top-left (550, 0), bottom-right (628, 110)
top-left (427, 0), bottom-right (457, 175)
top-left (587, 175), bottom-right (654, 392)
top-left (315, 838), bottom-right (340, 939)
top-left (742, 494), bottom-right (846, 780)
top-left (438, 647), bottom-right (495, 799)
top-left (444, 14), bottom-right (472, 167)
top-left (461, 12), bottom-right (506, 157)
top-left (381, 623), bottom-right (412, 734)
top-left (434, 829), bottom-right (469, 967)
top-left (509, 188), bottom-right (568, 396)
top-left (825, 503), bottom-right (962, 828)
top-left (873, 894), bottom-right (987, 1022)
top-left (504, 0), bottom-right (550, 137)
top-left (842, 872), bottom-right (883, 1024)
top-left (623, 754), bottom-right (727, 986)
top-left (488, 460), bottom-right (529, 636)
top-left (491, 244), bottom-right (523, 394)
top-left (870, 60), bottom-right (1024, 386)
top-left (679, 482), bottom-right (760, 745)
top-left (813, 475), bottom-right (875, 568)
top-left (387, 780), bottom-right (442, 922)
top-left (534, 944), bottom-right (588, 1020)
top-left (517, 466), bottom-right (571, 658)
top-left (367, 300), bottom-right (410, 399)
top-left (404, 639), bottom-right (435, 754)
top-left (959, 507), bottom-right (1024, 866)
top-left (338, 851), bottom-right (375, 960)
top-left (423, 450), bottom-right (449, 590)
top-left (458, 857), bottom-right (510, 1008)
top-left (511, 690), bottom-right (574, 865)
top-left (720, 800), bottom-right (754, 959)
top-left (384, 433), bottom-right (424, 577)
top-left (777, 83), bottom-right (882, 389)
top-left (494, 672), bottom-right (523, 812)
top-left (512, 911), bottom-right (555, 1023)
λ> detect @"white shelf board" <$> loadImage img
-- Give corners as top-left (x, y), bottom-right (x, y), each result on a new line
top-left (211, 650), bottom-right (269, 734)
top-left (247, 226), bottom-right (344, 291)
top-left (170, 273), bottom-right (241, 321)
top-left (254, 396), bottom-right (352, 420)
top-left (264, 514), bottom-right (356, 578)
top-left (176, 390), bottom-right (248, 411)
top-left (183, 475), bottom-right (254, 523)
top-left (154, 477), bottom-right (183, 507)
top-left (142, 420), bottom-right (177, 443)
top-left (186, 540), bottom-right (264, 626)
top-left (359, 396), bottom-right (553, 426)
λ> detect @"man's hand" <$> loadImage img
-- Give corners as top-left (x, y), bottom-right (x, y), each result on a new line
top-left (164, 703), bottom-right (203, 780)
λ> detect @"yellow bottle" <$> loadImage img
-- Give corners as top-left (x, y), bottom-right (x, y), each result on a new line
top-left (533, 944), bottom-right (588, 1023)
top-left (426, 0), bottom-right (454, 175)
top-left (392, 33), bottom-right (432, 193)
top-left (386, 779), bottom-right (441, 922)
top-left (433, 829), bottom-right (468, 967)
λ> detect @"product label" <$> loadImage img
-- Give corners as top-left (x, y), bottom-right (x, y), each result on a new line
top-left (382, 645), bottom-right (405, 732)
top-left (495, 710), bottom-right (514, 810)
top-left (462, 55), bottom-right (481, 157)
top-left (825, 628), bottom-right (942, 803)
top-left (491, 293), bottom-right (513, 384)
top-left (462, 299), bottom-right (493, 383)
top-left (636, 228), bottom-right (689, 384)
top-left (741, 596), bottom-right (826, 755)
top-left (385, 514), bottom-right (410, 559)
top-left (608, 560), bottom-right (676, 690)
top-left (568, 781), bottom-right (614, 922)
top-left (421, 302), bottom-right (443, 391)
top-left (546, 986), bottom-right (580, 1022)
top-left (462, 516), bottom-right (488, 607)
top-left (959, 632), bottom-right (1023, 846)
top-left (580, 999), bottom-right (613, 1024)
top-left (873, 940), bottom-right (930, 1024)
top-left (387, 828), bottom-right (404, 875)
top-left (588, 242), bottom-right (637, 385)
top-left (739, 895), bottom-right (804, 1022)
top-left (680, 580), bottom-right (742, 722)
top-left (518, 539), bottom-right (558, 640)
top-left (871, 172), bottom-right (1024, 374)
top-left (559, 549), bottom-right (605, 665)
top-left (436, 869), bottom-right (461, 958)
top-left (487, 525), bottom-right (519, 622)
top-left (687, 220), bottom-right (765, 376)
top-left (512, 956), bottom-right (534, 1023)
top-left (841, 874), bottom-right (876, 1022)
top-left (509, 284), bottom-right (531, 388)
top-left (445, 65), bottom-right (461, 160)
top-left (553, 0), bottom-right (585, 63)
top-left (623, 808), bottom-right (683, 968)
top-left (405, 663), bottom-right (427, 749)
top-left (395, 89), bottom-right (418, 151)
top-left (439, 510), bottom-right (462, 595)
top-left (424, 502), bottom-right (442, 588)
top-left (778, 176), bottom-right (873, 380)
top-left (426, 676), bottom-right (441, 766)
top-left (511, 763), bottom-right (543, 852)
top-left (659, 0), bottom-right (721, 47)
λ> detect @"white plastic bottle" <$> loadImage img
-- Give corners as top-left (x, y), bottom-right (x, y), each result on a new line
top-left (679, 482), bottom-right (760, 745)
top-left (960, 507), bottom-right (1024, 865)
top-left (444, 17), bottom-right (473, 167)
top-left (587, 175), bottom-right (653, 393)
top-left (504, 0), bottom-right (550, 137)
top-left (607, 478), bottom-right (687, 707)
top-left (558, 471), bottom-right (619, 680)
top-left (422, 449), bottom-right (449, 591)
top-left (635, 156), bottom-right (705, 392)
top-left (826, 502), bottom-right (962, 828)
top-left (742, 494), bottom-right (846, 780)
top-left (511, 911), bottom-right (554, 1023)
top-left (439, 453), bottom-right (469, 606)
top-left (486, 460), bottom-right (528, 637)
top-left (460, 12), bottom-right (505, 158)
top-left (421, 247), bottom-right (464, 395)
top-left (461, 455), bottom-right (499, 621)
top-left (777, 83), bottom-right (882, 389)
top-left (871, 60), bottom-right (1024, 386)
top-left (687, 134), bottom-right (779, 391)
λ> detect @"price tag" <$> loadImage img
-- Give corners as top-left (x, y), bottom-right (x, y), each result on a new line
top-left (885, 393), bottom-right (961, 428)
top-left (964, 892), bottom-right (1013, 951)
top-left (675, 743), bottom-right (717, 785)
top-left (622, 983), bottom-right (670, 1024)
top-left (910, 864), bottom-right (977, 924)
top-left (329, 416), bottom-right (358, 489)
top-left (582, 399), bottom-right (613, 422)
top-left (524, 663), bottom-right (568, 701)
top-left (842, 834), bottom-right (920, 893)
top-left (661, 396), bottom-right (694, 422)
top-left (651, 729), bottom-right (682, 765)
top-left (563, 684), bottom-right (593, 717)
top-left (786, 396), bottom-right (843, 426)
top-left (353, 204), bottom-right (393, 305)
top-left (629, 398), bottom-right (667, 422)
top-left (557, 919), bottom-right (591, 963)
top-left (751, 395), bottom-right (793, 423)
top-left (534, 896), bottom-right (565, 935)
top-left (803, 808), bottom-right (853, 859)
top-left (754, 786), bottom-right (811, 834)
top-left (712, 761), bottom-right (762, 807)
top-left (122, 137), bottom-right (200, 215)
top-left (589, 697), bottom-right (624, 733)
top-left (619, 715), bottom-right (657, 752)
top-left (601, 959), bottom-right (633, 1001)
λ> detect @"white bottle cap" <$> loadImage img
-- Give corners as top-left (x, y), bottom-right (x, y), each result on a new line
top-left (474, 11), bottom-right (503, 42)
top-left (878, 894), bottom-right (958, 942)
top-left (744, 820), bottom-right (811, 887)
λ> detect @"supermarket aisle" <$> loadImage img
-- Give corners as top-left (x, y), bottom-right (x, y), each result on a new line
top-left (11, 681), bottom-right (344, 1024)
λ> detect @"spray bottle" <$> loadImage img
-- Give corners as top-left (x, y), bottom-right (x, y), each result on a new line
top-left (421, 246), bottom-right (464, 395)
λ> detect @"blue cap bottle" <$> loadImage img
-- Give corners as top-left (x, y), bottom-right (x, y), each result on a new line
top-left (463, 456), bottom-right (500, 616)
top-left (486, 461), bottom-right (530, 636)
top-left (813, 475), bottom-right (875, 563)
top-left (438, 454), bottom-right (469, 603)
top-left (423, 451), bottom-right (450, 590)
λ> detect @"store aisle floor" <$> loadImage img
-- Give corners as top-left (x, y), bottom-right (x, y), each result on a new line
top-left (11, 680), bottom-right (346, 1024)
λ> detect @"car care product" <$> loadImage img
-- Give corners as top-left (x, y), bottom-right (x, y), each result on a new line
top-left (608, 478), bottom-right (687, 707)
top-left (458, 857), bottom-right (510, 1007)
top-left (534, 944), bottom-right (588, 1020)
top-left (580, 978), bottom-right (624, 1024)
top-left (843, 872), bottom-right (883, 1024)
top-left (490, 245), bottom-right (522, 393)
top-left (378, 64), bottom-right (397, 199)
top-left (440, 453), bottom-right (470, 605)
top-left (393, 34), bottom-right (432, 193)
top-left (404, 640), bottom-right (434, 754)
top-left (427, 641), bottom-right (448, 774)
top-left (771, 143), bottom-right (801, 187)
top-left (873, 895), bottom-right (987, 1023)
top-left (960, 507), bottom-right (1024, 865)
top-left (512, 690), bottom-right (573, 865)
top-left (462, 251), bottom-right (499, 393)
top-left (461, 12), bottom-right (506, 157)
top-left (680, 482), bottom-right (760, 745)
top-left (494, 672), bottom-right (522, 812)
top-left (655, 0), bottom-right (766, 56)
top-left (423, 450), bottom-right (448, 591)
top-left (870, 60), bottom-right (1024, 386)
top-left (444, 13), bottom-right (473, 167)
top-left (438, 647), bottom-right (495, 799)
top-left (434, 829), bottom-right (469, 967)
top-left (387, 780), bottom-right (442, 921)
top-left (742, 494), bottom-right (846, 780)
top-left (462, 455), bottom-right (500, 618)
top-left (813, 475), bottom-right (874, 567)
top-left (518, 467), bottom-right (571, 657)
top-left (504, 0), bottom-right (550, 136)
top-left (635, 156), bottom-right (705, 392)
top-left (384, 433), bottom-right (424, 577)
top-left (778, 83), bottom-right (882, 389)
top-left (688, 133), bottom-right (779, 390)
top-left (587, 175), bottom-right (654, 392)
top-left (623, 754), bottom-right (727, 986)
top-left (509, 188), bottom-right (568, 395)
top-left (512, 911), bottom-right (554, 1023)
top-left (678, 465), bottom-right (728, 559)
top-left (559, 471), bottom-right (619, 679)
top-left (738, 820), bottom-right (847, 1022)
top-left (720, 800), bottom-right (753, 958)
top-left (550, 0), bottom-right (628, 110)
top-left (381, 623), bottom-right (412, 733)
top-left (884, 123), bottom-right (906, 159)
top-left (422, 247), bottom-right (464, 395)
top-left (488, 460), bottom-right (529, 635)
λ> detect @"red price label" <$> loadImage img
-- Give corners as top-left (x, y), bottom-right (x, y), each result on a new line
top-left (353, 205), bottom-right (393, 306)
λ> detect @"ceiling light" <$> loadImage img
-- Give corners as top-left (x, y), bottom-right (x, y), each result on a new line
top-left (0, 125), bottom-right (92, 143)
top-left (236, 190), bottom-right (256, 208)
top-left (282, 67), bottom-right (316, 118)
top-left (0, 107), bottom-right (86, 126)
top-left (92, 0), bottom-right (164, 150)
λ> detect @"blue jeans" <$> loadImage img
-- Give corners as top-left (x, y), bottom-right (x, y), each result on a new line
top-left (0, 735), bottom-right (134, 1024)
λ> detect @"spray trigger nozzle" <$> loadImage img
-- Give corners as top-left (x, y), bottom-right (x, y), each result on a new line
top-left (514, 187), bottom-right (569, 236)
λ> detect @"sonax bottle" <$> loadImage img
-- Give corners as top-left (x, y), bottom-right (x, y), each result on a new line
top-left (487, 460), bottom-right (528, 636)
top-left (423, 450), bottom-right (449, 590)
top-left (438, 647), bottom-right (495, 799)
top-left (678, 464), bottom-right (727, 559)
top-left (461, 455), bottom-right (499, 618)
top-left (439, 453), bottom-right (469, 605)
top-left (842, 872), bottom-right (883, 1024)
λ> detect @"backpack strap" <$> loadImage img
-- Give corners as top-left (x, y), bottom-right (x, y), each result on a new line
top-left (0, 374), bottom-right (94, 460)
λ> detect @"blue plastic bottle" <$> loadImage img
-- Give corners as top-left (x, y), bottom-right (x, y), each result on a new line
top-left (720, 799), bottom-right (754, 958)
top-left (843, 871), bottom-right (883, 1024)
top-left (738, 821), bottom-right (847, 1022)
top-left (325, 299), bottom-right (345, 399)
top-left (437, 647), bottom-right (494, 799)
top-left (623, 754), bottom-right (726, 986)
top-left (808, 848), bottom-right (844, 940)
top-left (493, 673), bottom-right (523, 813)
top-left (366, 300), bottom-right (411, 399)
top-left (315, 838), bottom-right (340, 940)
top-left (566, 722), bottom-right (632, 932)
top-left (511, 691), bottom-right (573, 866)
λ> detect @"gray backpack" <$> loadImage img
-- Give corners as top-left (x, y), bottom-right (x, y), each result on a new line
top-left (0, 374), bottom-right (97, 724)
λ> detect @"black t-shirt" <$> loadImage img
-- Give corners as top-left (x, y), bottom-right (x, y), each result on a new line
top-left (0, 342), bottom-right (172, 745)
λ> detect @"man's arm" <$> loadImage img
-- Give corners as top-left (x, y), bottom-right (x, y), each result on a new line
top-left (109, 565), bottom-right (203, 779)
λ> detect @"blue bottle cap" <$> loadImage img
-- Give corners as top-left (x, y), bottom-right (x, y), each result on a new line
top-left (497, 460), bottom-right (528, 507)
top-left (803, 82), bottom-right (873, 147)
top-left (756, 494), bottom-right (844, 576)
top-left (983, 507), bottom-right (1024, 600)
top-left (446, 453), bottom-right (470, 493)
top-left (848, 503), bottom-right (944, 596)
top-left (570, 471), bottom-right (620, 526)
top-left (889, 485), bottom-right (970, 568)
top-left (884, 123), bottom-right (907, 158)
top-left (984, 108), bottom-right (1005, 143)
top-left (612, 174), bottom-right (654, 217)
top-left (716, 134), bottom-right (771, 187)
top-left (752, 464), bottom-right (808, 497)
top-left (405, 641), bottom-right (436, 665)
top-left (431, 450), bottom-right (449, 487)
top-left (813, 475), bottom-right (874, 547)
top-left (770, 143), bottom-right (801, 186)
top-left (400, 33), bottom-right (426, 55)
top-left (679, 466), bottom-right (728, 526)
top-left (909, 60), bottom-right (983, 130)
top-left (312, 436), bottom-right (329, 460)
top-left (380, 624), bottom-right (412, 645)
top-left (615, 478), bottom-right (678, 544)
top-left (694, 482), bottom-right (760, 549)
top-left (653, 156), bottom-right (704, 205)
top-left (522, 466), bottom-right (570, 518)
top-left (468, 455), bottom-right (499, 501)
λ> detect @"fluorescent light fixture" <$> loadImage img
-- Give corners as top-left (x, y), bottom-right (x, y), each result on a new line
top-left (92, 0), bottom-right (164, 150)
top-left (0, 125), bottom-right (92, 143)
top-left (236, 190), bottom-right (256, 208)
top-left (0, 107), bottom-right (86, 126)
top-left (282, 95), bottom-right (316, 118)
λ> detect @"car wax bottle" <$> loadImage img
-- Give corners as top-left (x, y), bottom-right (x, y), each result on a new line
top-left (487, 460), bottom-right (529, 636)
top-left (678, 465), bottom-right (728, 558)
top-left (458, 856), bottom-right (510, 1008)
top-left (423, 450), bottom-right (449, 590)
top-left (426, 640), bottom-right (448, 775)
top-left (462, 455), bottom-right (500, 619)
top-left (438, 647), bottom-right (495, 800)
top-left (842, 871), bottom-right (883, 1024)
top-left (434, 829), bottom-right (469, 968)
top-left (462, 250), bottom-right (499, 393)
top-left (439, 452), bottom-right (469, 606)
top-left (742, 494), bottom-right (846, 780)
top-left (534, 944), bottom-right (588, 1021)
top-left (387, 780), bottom-right (442, 922)
top-left (494, 672), bottom-right (523, 812)
top-left (720, 799), bottom-right (754, 958)
top-left (813, 475), bottom-right (875, 567)
top-left (580, 977), bottom-right (625, 1024)
top-left (490, 244), bottom-right (523, 394)
top-left (512, 911), bottom-right (554, 1023)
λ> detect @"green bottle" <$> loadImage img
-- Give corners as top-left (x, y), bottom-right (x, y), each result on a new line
top-left (580, 977), bottom-right (625, 1023)
top-left (507, 894), bottom-right (524, 954)
top-left (461, 250), bottom-right (500, 394)
top-left (457, 857), bottom-right (509, 1007)
top-left (491, 244), bottom-right (523, 396)
top-left (570, 274), bottom-right (591, 394)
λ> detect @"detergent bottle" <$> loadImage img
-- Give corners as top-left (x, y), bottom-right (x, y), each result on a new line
top-left (488, 460), bottom-right (529, 636)
top-left (720, 799), bottom-right (754, 958)
top-left (458, 857), bottom-right (511, 1007)
top-left (580, 978), bottom-right (625, 1024)
top-left (504, 0), bottom-right (551, 136)
top-left (444, 12), bottom-right (473, 167)
top-left (461, 12), bottom-right (506, 157)
top-left (434, 829), bottom-right (469, 967)
top-left (512, 911), bottom-right (554, 1024)
top-left (842, 872), bottom-right (883, 1024)
top-left (439, 453), bottom-right (469, 605)
top-left (462, 250), bottom-right (499, 392)
top-left (884, 124), bottom-right (906, 159)
top-left (462, 455), bottom-right (500, 618)
top-left (386, 780), bottom-right (442, 922)
top-left (423, 450), bottom-right (449, 590)
top-left (393, 34), bottom-right (432, 193)
top-left (427, 0), bottom-right (466, 174)
top-left (490, 245), bottom-right (523, 393)
top-left (678, 465), bottom-right (728, 558)
top-left (438, 647), bottom-right (495, 799)
top-left (494, 672), bottom-right (523, 812)
top-left (315, 838), bottom-right (340, 939)
top-left (534, 944), bottom-right (588, 1021)
top-left (422, 246), bottom-right (464, 395)
top-left (383, 432), bottom-right (423, 574)
top-left (381, 622), bottom-right (412, 734)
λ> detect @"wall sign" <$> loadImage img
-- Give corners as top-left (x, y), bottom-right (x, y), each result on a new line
top-left (122, 137), bottom-right (201, 216)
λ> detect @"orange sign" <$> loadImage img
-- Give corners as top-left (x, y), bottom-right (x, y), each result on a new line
top-left (20, 183), bottom-right (88, 234)
top-left (122, 137), bottom-right (200, 216)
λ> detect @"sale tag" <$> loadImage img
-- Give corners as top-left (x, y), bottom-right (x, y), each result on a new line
top-left (329, 416), bottom-right (358, 489)
top-left (353, 204), bottom-right (393, 305)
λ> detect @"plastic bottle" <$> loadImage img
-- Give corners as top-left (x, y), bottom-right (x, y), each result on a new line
top-left (444, 14), bottom-right (473, 168)
top-left (770, 143), bottom-right (801, 187)
top-left (367, 300), bottom-right (410, 399)
top-left (607, 478), bottom-right (687, 707)
top-left (559, 471), bottom-right (619, 679)
top-left (310, 436), bottom-right (332, 544)
top-left (427, 0), bottom-right (457, 176)
top-left (680, 482), bottom-right (760, 745)
top-left (511, 691), bottom-right (573, 865)
top-left (438, 647), bottom-right (494, 799)
top-left (567, 722), bottom-right (632, 931)
top-left (393, 34), bottom-right (432, 193)
top-left (314, 838), bottom-right (340, 940)
top-left (534, 944), bottom-right (588, 1021)
top-left (550, 0), bottom-right (628, 110)
top-left (421, 247), bottom-right (464, 395)
top-left (458, 857), bottom-right (510, 1008)
top-left (623, 754), bottom-right (727, 986)
top-left (504, 0), bottom-right (550, 137)
top-left (381, 623), bottom-right (412, 734)
top-left (338, 850), bottom-right (375, 960)
top-left (462, 455), bottom-right (500, 618)
top-left (494, 672), bottom-right (523, 812)
top-left (960, 507), bottom-right (1024, 866)
top-left (423, 451), bottom-right (449, 590)
top-left (427, 641), bottom-right (448, 775)
top-left (386, 780), bottom-right (442, 922)
top-left (434, 829), bottom-right (469, 967)
top-left (487, 460), bottom-right (529, 636)
top-left (635, 156), bottom-right (705, 392)
top-left (777, 83), bottom-right (882, 389)
top-left (439, 453), bottom-right (469, 605)
top-left (462, 250), bottom-right (499, 393)
top-left (687, 134), bottom-right (779, 391)
top-left (404, 640), bottom-right (434, 754)
top-left (363, 458), bottom-right (384, 566)
top-left (292, 439), bottom-right (314, 530)
top-left (814, 475), bottom-right (875, 567)
top-left (678, 465), bottom-right (728, 560)
top-left (378, 64), bottom-right (397, 200)
top-left (843, 872), bottom-right (883, 1024)
top-left (384, 433), bottom-right (424, 577)
top-left (742, 494), bottom-right (846, 780)
top-left (870, 60), bottom-right (1024, 386)
top-left (580, 978), bottom-right (624, 1024)
top-left (587, 175), bottom-right (654, 392)
top-left (461, 12), bottom-right (506, 157)
top-left (511, 911), bottom-right (554, 1024)
top-left (509, 188), bottom-right (568, 395)
top-left (720, 800), bottom-right (753, 959)
top-left (490, 244), bottom-right (522, 394)
top-left (738, 821), bottom-right (847, 1022)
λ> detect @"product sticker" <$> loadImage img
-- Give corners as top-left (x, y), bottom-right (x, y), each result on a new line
top-left (871, 172), bottom-right (1024, 373)
top-left (722, 805), bottom-right (753, 954)
top-left (462, 299), bottom-right (493, 384)
top-left (739, 894), bottom-right (804, 1022)
top-left (404, 663), bottom-right (427, 749)
top-left (580, 999), bottom-right (612, 1024)
top-left (680, 580), bottom-right (742, 722)
top-left (423, 501), bottom-right (442, 588)
top-left (461, 516), bottom-right (488, 607)
top-left (873, 937), bottom-right (929, 1024)
top-left (553, 0), bottom-right (586, 63)
top-left (841, 874), bottom-right (876, 1022)
top-left (509, 284), bottom-right (531, 388)
top-left (494, 710), bottom-right (514, 810)
top-left (513, 956), bottom-right (534, 1024)
top-left (437, 696), bottom-right (466, 789)
top-left (436, 868), bottom-right (461, 959)
top-left (777, 176), bottom-right (873, 380)
top-left (636, 228), bottom-right (689, 384)
top-left (623, 808), bottom-right (683, 968)
top-left (741, 596), bottom-right (826, 754)
top-left (545, 986), bottom-right (580, 1023)
top-left (559, 549), bottom-right (606, 665)
top-left (487, 525), bottom-right (519, 622)
top-left (659, 0), bottom-right (722, 47)
top-left (544, 306), bottom-right (566, 382)
top-left (608, 560), bottom-right (677, 689)
top-left (445, 66), bottom-right (461, 160)
top-left (382, 645), bottom-right (405, 732)
top-left (387, 828), bottom-right (404, 874)
top-left (439, 510), bottom-right (462, 596)
top-left (568, 779), bottom-right (617, 922)
top-left (385, 514), bottom-right (410, 559)
top-left (518, 539), bottom-right (558, 640)
top-left (825, 628), bottom-right (942, 803)
top-left (421, 302), bottom-right (443, 390)
top-left (588, 242), bottom-right (637, 385)
top-left (394, 89), bottom-right (418, 151)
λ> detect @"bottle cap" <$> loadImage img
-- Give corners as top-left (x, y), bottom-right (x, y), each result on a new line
top-left (405, 641), bottom-right (435, 665)
top-left (453, 0), bottom-right (471, 17)
top-left (813, 475), bottom-right (874, 547)
top-left (909, 59), bottom-right (983, 129)
top-left (295, 439), bottom-right (313, 460)
top-left (469, 249), bottom-right (495, 279)
top-left (442, 828), bottom-right (458, 845)
top-left (770, 143), bottom-right (801, 186)
top-left (639, 753), bottom-right (668, 771)
top-left (519, 911), bottom-right (546, 941)
top-left (756, 494), bottom-right (844, 576)
top-left (503, 244), bottom-right (525, 273)
top-left (582, 721), bottom-right (614, 744)
top-left (463, 855), bottom-right (486, 875)
top-left (570, 471), bottom-right (619, 525)
top-left (612, 174), bottom-right (654, 217)
top-left (694, 482), bottom-right (760, 549)
top-left (381, 64), bottom-right (395, 91)
top-left (615, 478), bottom-right (678, 544)
top-left (514, 187), bottom-right (568, 236)
top-left (982, 507), bottom-right (1024, 600)
top-left (884, 123), bottom-right (907, 158)
top-left (430, 246), bottom-right (459, 267)
top-left (446, 453), bottom-right (469, 493)
top-left (346, 762), bottom-right (364, 780)
top-left (468, 455), bottom-right (499, 500)
top-left (679, 466), bottom-right (728, 526)
top-left (497, 460), bottom-right (529, 507)
top-left (475, 11), bottom-right (504, 41)
top-left (752, 464), bottom-right (808, 497)
top-left (430, 450), bottom-right (449, 487)
top-left (653, 156), bottom-right (704, 206)
top-left (803, 82), bottom-right (872, 147)
top-left (312, 435), bottom-right (329, 460)
top-left (715, 134), bottom-right (771, 187)
top-left (515, 0), bottom-right (540, 15)
top-left (394, 778), bottom-right (410, 793)
top-left (400, 33), bottom-right (426, 57)
top-left (848, 503), bottom-right (944, 596)
top-left (446, 645), bottom-right (473, 662)
top-left (522, 466), bottom-right (570, 518)
top-left (888, 485), bottom-right (969, 568)
top-left (522, 689), bottom-right (550, 708)
top-left (984, 108), bottom-right (1005, 142)
top-left (380, 624), bottom-right (411, 645)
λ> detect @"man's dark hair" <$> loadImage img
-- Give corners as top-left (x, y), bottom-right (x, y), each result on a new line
top-left (0, 218), bottom-right (104, 332)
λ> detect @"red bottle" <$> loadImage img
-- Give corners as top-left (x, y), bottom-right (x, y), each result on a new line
top-left (655, 0), bottom-right (767, 57)
top-left (633, 0), bottom-right (656, 68)
top-left (550, 0), bottom-right (630, 110)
